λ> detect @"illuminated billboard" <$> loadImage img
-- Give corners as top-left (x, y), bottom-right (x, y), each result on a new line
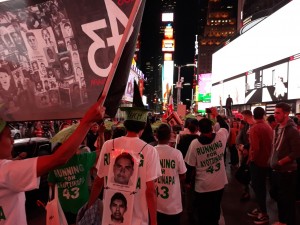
top-left (164, 53), bottom-right (173, 61)
top-left (164, 25), bottom-right (173, 39)
top-left (197, 73), bottom-right (212, 102)
top-left (162, 61), bottom-right (174, 104)
top-left (162, 39), bottom-right (175, 52)
top-left (212, 0), bottom-right (300, 84)
top-left (162, 13), bottom-right (174, 22)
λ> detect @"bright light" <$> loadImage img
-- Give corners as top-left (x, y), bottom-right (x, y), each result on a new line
top-left (162, 13), bottom-right (174, 22)
top-left (212, 0), bottom-right (300, 84)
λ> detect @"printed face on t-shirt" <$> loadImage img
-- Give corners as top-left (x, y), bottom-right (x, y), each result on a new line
top-left (113, 157), bottom-right (134, 185)
top-left (110, 199), bottom-right (126, 222)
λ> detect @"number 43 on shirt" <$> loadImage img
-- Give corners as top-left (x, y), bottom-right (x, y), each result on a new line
top-left (206, 163), bottom-right (221, 174)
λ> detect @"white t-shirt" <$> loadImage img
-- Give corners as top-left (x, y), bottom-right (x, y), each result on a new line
top-left (0, 158), bottom-right (40, 225)
top-left (96, 137), bottom-right (161, 225)
top-left (155, 144), bottom-right (187, 215)
top-left (185, 128), bottom-right (229, 193)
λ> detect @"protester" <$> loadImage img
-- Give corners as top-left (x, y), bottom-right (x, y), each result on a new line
top-left (270, 102), bottom-right (300, 225)
top-left (225, 94), bottom-right (233, 117)
top-left (236, 110), bottom-right (253, 201)
top-left (87, 107), bottom-right (161, 225)
top-left (0, 99), bottom-right (105, 225)
top-left (247, 107), bottom-right (273, 224)
top-left (228, 119), bottom-right (239, 168)
top-left (176, 118), bottom-right (200, 224)
top-left (185, 116), bottom-right (229, 225)
top-left (155, 123), bottom-right (186, 225)
top-left (48, 142), bottom-right (98, 225)
top-left (85, 123), bottom-right (99, 152)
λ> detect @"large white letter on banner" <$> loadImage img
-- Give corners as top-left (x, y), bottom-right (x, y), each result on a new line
top-left (81, 0), bottom-right (133, 78)
top-left (81, 19), bottom-right (109, 77)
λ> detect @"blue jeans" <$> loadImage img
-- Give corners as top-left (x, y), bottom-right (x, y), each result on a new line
top-left (249, 162), bottom-right (269, 213)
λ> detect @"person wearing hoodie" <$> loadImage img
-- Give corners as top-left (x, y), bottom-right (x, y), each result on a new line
top-left (185, 117), bottom-right (229, 225)
top-left (270, 102), bottom-right (300, 225)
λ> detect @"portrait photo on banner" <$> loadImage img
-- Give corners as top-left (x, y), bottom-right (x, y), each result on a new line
top-left (102, 189), bottom-right (134, 225)
top-left (107, 150), bottom-right (139, 192)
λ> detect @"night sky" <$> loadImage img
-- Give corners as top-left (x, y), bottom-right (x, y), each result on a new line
top-left (139, 0), bottom-right (198, 105)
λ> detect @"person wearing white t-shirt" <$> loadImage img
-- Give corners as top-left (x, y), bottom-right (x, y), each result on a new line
top-left (0, 98), bottom-right (105, 225)
top-left (155, 124), bottom-right (186, 225)
top-left (87, 107), bottom-right (161, 225)
top-left (185, 117), bottom-right (229, 225)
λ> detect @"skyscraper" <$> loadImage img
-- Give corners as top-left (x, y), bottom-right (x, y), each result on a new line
top-left (198, 0), bottom-right (238, 74)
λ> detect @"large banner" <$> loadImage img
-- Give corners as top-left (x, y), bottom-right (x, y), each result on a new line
top-left (0, 0), bottom-right (145, 121)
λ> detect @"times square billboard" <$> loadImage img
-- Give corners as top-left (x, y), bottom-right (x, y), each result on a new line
top-left (211, 0), bottom-right (300, 107)
top-left (196, 73), bottom-right (211, 113)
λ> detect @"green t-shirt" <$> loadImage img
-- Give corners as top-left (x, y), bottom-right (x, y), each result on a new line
top-left (48, 152), bottom-right (96, 213)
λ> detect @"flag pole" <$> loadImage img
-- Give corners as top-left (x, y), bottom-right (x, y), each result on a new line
top-left (99, 0), bottom-right (142, 105)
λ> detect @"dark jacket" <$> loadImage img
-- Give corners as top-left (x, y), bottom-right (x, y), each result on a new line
top-left (270, 118), bottom-right (300, 172)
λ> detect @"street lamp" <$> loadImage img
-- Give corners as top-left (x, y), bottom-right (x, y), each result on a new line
top-left (175, 64), bottom-right (196, 107)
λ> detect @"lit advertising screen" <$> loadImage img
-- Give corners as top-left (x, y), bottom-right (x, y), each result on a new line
top-left (162, 13), bottom-right (174, 22)
top-left (164, 26), bottom-right (173, 39)
top-left (122, 70), bottom-right (135, 102)
top-left (211, 83), bottom-right (223, 106)
top-left (162, 39), bottom-right (175, 52)
top-left (223, 76), bottom-right (245, 105)
top-left (197, 73), bottom-right (211, 102)
top-left (262, 62), bottom-right (288, 102)
top-left (162, 60), bottom-right (174, 104)
top-left (164, 53), bottom-right (172, 61)
top-left (288, 57), bottom-right (300, 100)
top-left (211, 76), bottom-right (245, 106)
top-left (212, 0), bottom-right (300, 84)
top-left (197, 102), bottom-right (211, 114)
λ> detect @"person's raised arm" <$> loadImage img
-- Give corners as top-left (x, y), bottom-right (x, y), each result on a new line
top-left (36, 97), bottom-right (106, 177)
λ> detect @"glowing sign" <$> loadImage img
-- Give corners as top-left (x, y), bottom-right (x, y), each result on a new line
top-left (162, 61), bottom-right (174, 105)
top-left (197, 73), bottom-right (212, 102)
top-left (162, 39), bottom-right (175, 52)
top-left (162, 13), bottom-right (174, 22)
top-left (164, 53), bottom-right (173, 61)
top-left (164, 26), bottom-right (173, 39)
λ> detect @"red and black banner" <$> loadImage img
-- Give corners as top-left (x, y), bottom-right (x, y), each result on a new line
top-left (0, 0), bottom-right (145, 121)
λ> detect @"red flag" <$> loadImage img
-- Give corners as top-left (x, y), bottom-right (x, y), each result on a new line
top-left (167, 94), bottom-right (174, 114)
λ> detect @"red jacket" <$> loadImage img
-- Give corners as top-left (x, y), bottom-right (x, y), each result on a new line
top-left (249, 120), bottom-right (273, 167)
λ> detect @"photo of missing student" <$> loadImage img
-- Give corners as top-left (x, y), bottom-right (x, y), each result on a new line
top-left (44, 46), bottom-right (57, 64)
top-left (59, 54), bottom-right (74, 80)
top-left (107, 150), bottom-right (139, 192)
top-left (59, 87), bottom-right (71, 108)
top-left (102, 189), bottom-right (134, 225)
top-left (36, 93), bottom-right (50, 108)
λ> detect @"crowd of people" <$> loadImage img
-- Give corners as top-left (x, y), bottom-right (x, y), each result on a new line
top-left (1, 100), bottom-right (300, 225)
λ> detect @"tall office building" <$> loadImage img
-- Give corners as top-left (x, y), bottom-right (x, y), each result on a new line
top-left (198, 0), bottom-right (237, 74)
